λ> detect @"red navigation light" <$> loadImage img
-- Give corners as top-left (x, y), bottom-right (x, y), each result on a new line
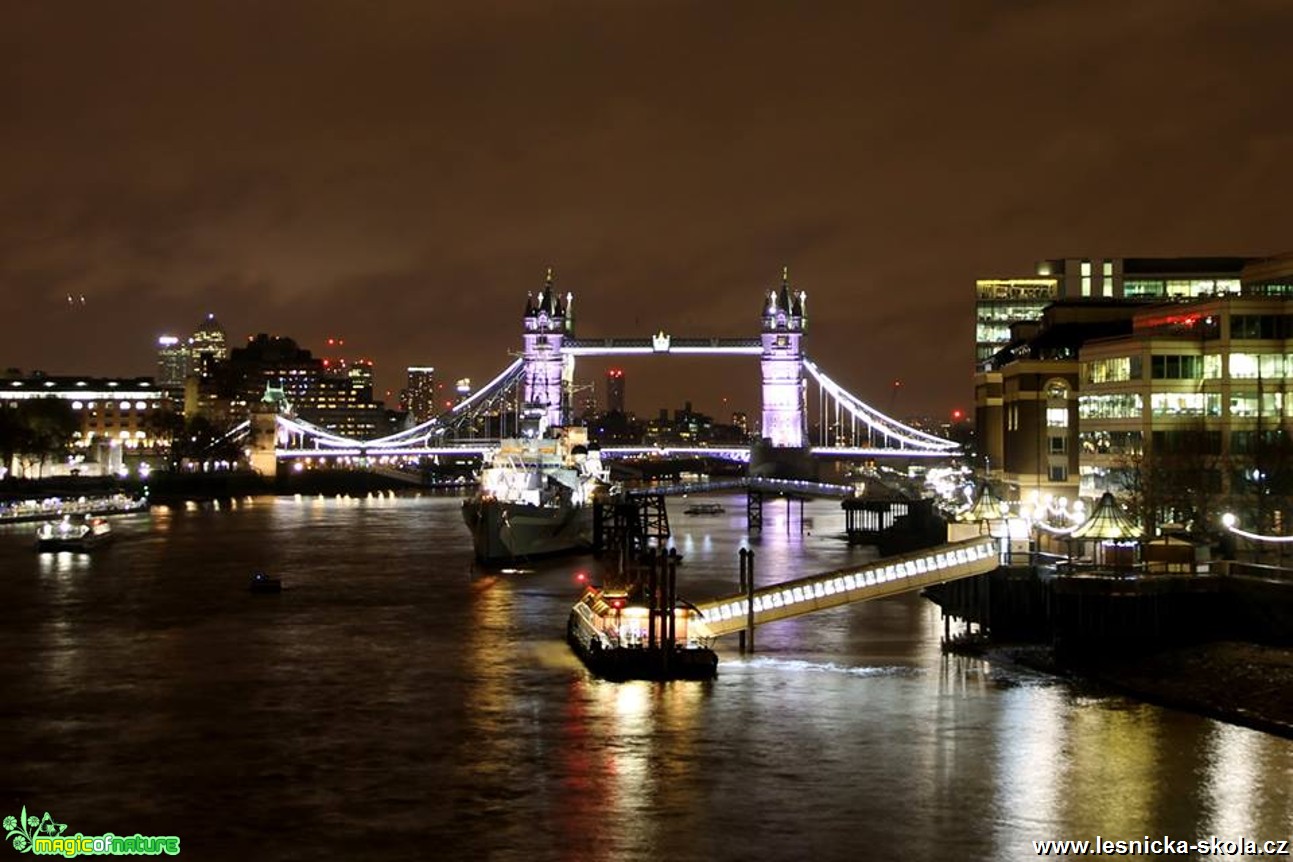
top-left (575, 572), bottom-right (587, 583)
top-left (612, 599), bottom-right (624, 609)
top-left (952, 409), bottom-right (964, 421)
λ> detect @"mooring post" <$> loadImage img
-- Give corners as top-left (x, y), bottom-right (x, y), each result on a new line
top-left (746, 548), bottom-right (756, 654)
top-left (666, 553), bottom-right (678, 668)
top-left (647, 548), bottom-right (658, 651)
top-left (738, 548), bottom-right (748, 654)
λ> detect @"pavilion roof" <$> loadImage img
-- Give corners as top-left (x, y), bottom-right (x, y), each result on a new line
top-left (1068, 492), bottom-right (1143, 539)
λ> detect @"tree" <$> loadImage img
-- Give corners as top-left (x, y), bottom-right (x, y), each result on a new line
top-left (0, 407), bottom-right (24, 479)
top-left (12, 398), bottom-right (79, 479)
top-left (168, 415), bottom-right (243, 468)
top-left (1115, 420), bottom-right (1220, 537)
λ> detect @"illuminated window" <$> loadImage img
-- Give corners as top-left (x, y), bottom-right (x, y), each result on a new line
top-left (1085, 357), bottom-right (1132, 383)
top-left (1150, 392), bottom-right (1220, 416)
top-left (119, 400), bottom-right (130, 410)
top-left (1203, 355), bottom-right (1222, 379)
top-left (1229, 354), bottom-right (1283, 378)
top-left (1230, 393), bottom-right (1283, 417)
top-left (1125, 280), bottom-right (1165, 297)
top-left (1079, 393), bottom-right (1143, 419)
top-left (1046, 407), bottom-right (1068, 427)
top-left (1078, 430), bottom-right (1143, 456)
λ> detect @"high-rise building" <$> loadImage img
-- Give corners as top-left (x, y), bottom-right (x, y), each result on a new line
top-left (156, 336), bottom-right (187, 388)
top-left (731, 412), bottom-right (749, 437)
top-left (976, 257), bottom-right (1249, 367)
top-left (606, 368), bottom-right (625, 413)
top-left (975, 252), bottom-right (1293, 533)
top-left (194, 334), bottom-right (385, 439)
top-left (406, 367), bottom-right (436, 422)
top-left (188, 313), bottom-right (229, 379)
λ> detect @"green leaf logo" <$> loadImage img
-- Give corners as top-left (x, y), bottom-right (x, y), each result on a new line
top-left (4, 805), bottom-right (60, 854)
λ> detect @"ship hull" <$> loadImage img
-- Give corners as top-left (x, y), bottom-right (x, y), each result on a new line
top-left (462, 497), bottom-right (594, 564)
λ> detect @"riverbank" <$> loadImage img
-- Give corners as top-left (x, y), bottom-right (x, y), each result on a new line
top-left (1, 469), bottom-right (469, 505)
top-left (960, 640), bottom-right (1293, 740)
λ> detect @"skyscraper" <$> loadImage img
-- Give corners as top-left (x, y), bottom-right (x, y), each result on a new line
top-left (156, 335), bottom-right (187, 388)
top-left (188, 313), bottom-right (229, 379)
top-left (406, 367), bottom-right (436, 422)
top-left (606, 368), bottom-right (625, 413)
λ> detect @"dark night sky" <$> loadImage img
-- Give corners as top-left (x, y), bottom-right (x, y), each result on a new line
top-left (3, 0), bottom-right (1291, 420)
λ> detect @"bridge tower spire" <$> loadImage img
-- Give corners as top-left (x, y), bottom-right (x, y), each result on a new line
top-left (760, 267), bottom-right (807, 448)
top-left (522, 267), bottom-right (571, 432)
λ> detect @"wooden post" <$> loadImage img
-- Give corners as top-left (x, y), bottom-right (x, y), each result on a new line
top-left (738, 548), bottom-right (748, 654)
top-left (666, 553), bottom-right (677, 667)
top-left (746, 548), bottom-right (756, 653)
top-left (647, 548), bottom-right (657, 651)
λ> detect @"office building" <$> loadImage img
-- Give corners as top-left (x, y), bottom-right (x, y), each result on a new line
top-left (976, 252), bottom-right (1293, 533)
top-left (188, 313), bottom-right (229, 379)
top-left (606, 368), bottom-right (625, 413)
top-left (406, 367), bottom-right (437, 423)
top-left (1, 372), bottom-right (178, 476)
top-left (976, 257), bottom-right (1249, 366)
top-left (156, 336), bottom-right (187, 388)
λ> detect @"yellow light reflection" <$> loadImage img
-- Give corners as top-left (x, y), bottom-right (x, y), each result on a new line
top-left (1202, 721), bottom-right (1293, 838)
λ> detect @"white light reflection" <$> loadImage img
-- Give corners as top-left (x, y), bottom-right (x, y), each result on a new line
top-left (1201, 721), bottom-right (1293, 838)
top-left (991, 686), bottom-right (1066, 855)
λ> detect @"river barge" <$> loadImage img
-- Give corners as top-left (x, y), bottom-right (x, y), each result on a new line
top-left (567, 585), bottom-right (718, 681)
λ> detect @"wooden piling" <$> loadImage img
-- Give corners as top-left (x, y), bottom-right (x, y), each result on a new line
top-left (746, 548), bottom-right (756, 653)
top-left (738, 549), bottom-right (748, 654)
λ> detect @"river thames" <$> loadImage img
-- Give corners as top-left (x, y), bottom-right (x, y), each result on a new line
top-left (2, 493), bottom-right (1291, 861)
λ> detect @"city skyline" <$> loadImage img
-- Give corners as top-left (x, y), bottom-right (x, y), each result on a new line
top-left (3, 1), bottom-right (1291, 417)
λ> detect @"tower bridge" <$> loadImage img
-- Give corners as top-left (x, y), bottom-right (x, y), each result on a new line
top-left (243, 269), bottom-right (960, 466)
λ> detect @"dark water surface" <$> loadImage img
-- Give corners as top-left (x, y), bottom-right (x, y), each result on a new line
top-left (2, 494), bottom-right (1291, 861)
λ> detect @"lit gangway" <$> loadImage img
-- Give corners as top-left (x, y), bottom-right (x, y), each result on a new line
top-left (691, 536), bottom-right (999, 638)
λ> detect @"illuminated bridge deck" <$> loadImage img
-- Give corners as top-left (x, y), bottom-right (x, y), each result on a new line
top-left (692, 536), bottom-right (999, 637)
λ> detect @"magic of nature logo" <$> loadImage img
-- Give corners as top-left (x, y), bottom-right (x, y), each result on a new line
top-left (4, 806), bottom-right (180, 857)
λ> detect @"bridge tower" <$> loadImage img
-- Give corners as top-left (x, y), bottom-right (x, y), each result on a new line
top-left (522, 268), bottom-right (573, 432)
top-left (760, 268), bottom-right (807, 448)
top-left (248, 382), bottom-right (291, 475)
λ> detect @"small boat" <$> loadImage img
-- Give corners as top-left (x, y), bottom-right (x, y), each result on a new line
top-left (249, 572), bottom-right (282, 594)
top-left (34, 515), bottom-right (112, 552)
top-left (683, 503), bottom-right (725, 516)
top-left (567, 585), bottom-right (718, 681)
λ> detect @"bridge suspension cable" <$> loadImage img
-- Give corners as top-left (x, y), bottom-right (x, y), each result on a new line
top-left (801, 358), bottom-right (958, 452)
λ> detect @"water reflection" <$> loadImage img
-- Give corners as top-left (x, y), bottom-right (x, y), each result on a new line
top-left (36, 549), bottom-right (94, 578)
top-left (1203, 721), bottom-right (1293, 838)
top-left (558, 678), bottom-right (708, 862)
top-left (3, 493), bottom-right (1293, 861)
top-left (991, 684), bottom-right (1067, 853)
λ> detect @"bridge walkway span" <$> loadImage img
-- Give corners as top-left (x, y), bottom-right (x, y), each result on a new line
top-left (693, 536), bottom-right (999, 638)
